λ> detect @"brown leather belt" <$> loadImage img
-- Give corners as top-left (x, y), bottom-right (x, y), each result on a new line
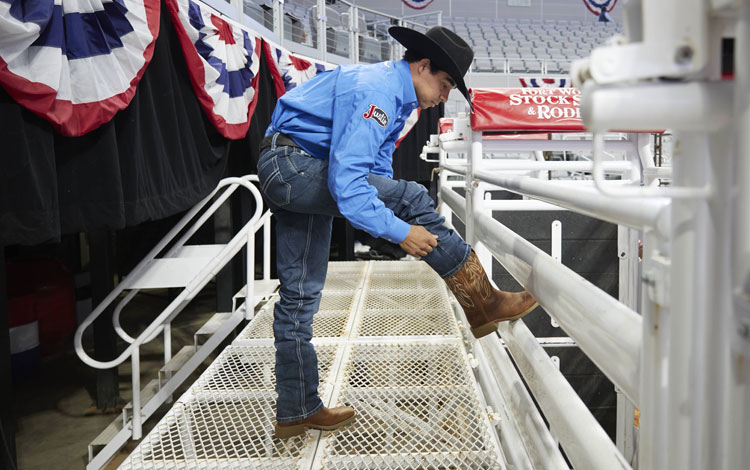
top-left (259, 132), bottom-right (306, 153)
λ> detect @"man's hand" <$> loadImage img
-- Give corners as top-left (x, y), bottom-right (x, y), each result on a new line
top-left (399, 225), bottom-right (438, 258)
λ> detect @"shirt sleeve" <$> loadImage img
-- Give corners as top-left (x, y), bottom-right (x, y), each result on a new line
top-left (329, 89), bottom-right (412, 244)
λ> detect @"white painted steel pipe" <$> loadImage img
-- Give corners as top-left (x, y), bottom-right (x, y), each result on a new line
top-left (440, 138), bottom-right (637, 153)
top-left (473, 212), bottom-right (642, 405)
top-left (472, 171), bottom-right (671, 237)
top-left (592, 132), bottom-right (710, 199)
top-left (465, 133), bottom-right (483, 246)
top-left (498, 319), bottom-right (631, 470)
top-left (442, 186), bottom-right (642, 403)
top-left (131, 347), bottom-right (142, 440)
top-left (484, 200), bottom-right (566, 211)
top-left (442, 163), bottom-right (467, 175)
top-left (438, 159), bottom-right (634, 172)
top-left (478, 335), bottom-right (570, 470)
top-left (727, 3), bottom-right (750, 469)
top-left (582, 81), bottom-right (734, 132)
top-left (643, 166), bottom-right (672, 179)
top-left (638, 231), bottom-right (670, 470)
top-left (470, 339), bottom-right (537, 470)
top-left (442, 186), bottom-right (466, 223)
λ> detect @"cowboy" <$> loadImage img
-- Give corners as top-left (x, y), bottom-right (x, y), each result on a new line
top-left (257, 25), bottom-right (537, 439)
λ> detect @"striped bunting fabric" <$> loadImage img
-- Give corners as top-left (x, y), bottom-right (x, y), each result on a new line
top-left (263, 41), bottom-right (331, 98)
top-left (166, 0), bottom-right (261, 139)
top-left (0, 0), bottom-right (160, 136)
top-left (518, 77), bottom-right (571, 88)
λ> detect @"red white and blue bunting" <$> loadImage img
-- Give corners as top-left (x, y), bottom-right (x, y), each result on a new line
top-left (166, 0), bottom-right (261, 139)
top-left (582, 0), bottom-right (617, 23)
top-left (263, 41), bottom-right (331, 98)
top-left (165, 0), bottom-right (261, 139)
top-left (518, 77), bottom-right (572, 88)
top-left (0, 0), bottom-right (160, 136)
top-left (401, 0), bottom-right (435, 10)
top-left (395, 108), bottom-right (420, 148)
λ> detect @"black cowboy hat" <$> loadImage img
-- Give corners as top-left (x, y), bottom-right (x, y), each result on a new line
top-left (389, 25), bottom-right (474, 110)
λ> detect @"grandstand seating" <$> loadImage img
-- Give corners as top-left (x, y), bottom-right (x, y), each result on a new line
top-left (248, 0), bottom-right (623, 73)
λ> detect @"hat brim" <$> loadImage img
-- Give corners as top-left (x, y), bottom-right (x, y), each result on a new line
top-left (389, 26), bottom-right (473, 111)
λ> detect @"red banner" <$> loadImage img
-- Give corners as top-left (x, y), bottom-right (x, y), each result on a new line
top-left (470, 88), bottom-right (585, 132)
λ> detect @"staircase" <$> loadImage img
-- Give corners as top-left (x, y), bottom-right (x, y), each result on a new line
top-left (76, 176), bottom-right (278, 470)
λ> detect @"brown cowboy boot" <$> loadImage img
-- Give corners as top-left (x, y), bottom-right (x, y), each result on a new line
top-left (445, 250), bottom-right (538, 338)
top-left (274, 405), bottom-right (356, 439)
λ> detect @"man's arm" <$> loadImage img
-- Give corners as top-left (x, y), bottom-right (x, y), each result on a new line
top-left (329, 90), bottom-right (411, 243)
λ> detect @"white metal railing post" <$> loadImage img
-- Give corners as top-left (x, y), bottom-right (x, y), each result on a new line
top-left (728, 3), bottom-right (750, 468)
top-left (550, 220), bottom-right (561, 329)
top-left (353, 6), bottom-right (360, 63)
top-left (348, 4), bottom-right (356, 63)
top-left (476, 182), bottom-right (492, 277)
top-left (131, 346), bottom-right (142, 440)
top-left (273, 0), bottom-right (284, 44)
top-left (317, 0), bottom-right (326, 58)
top-left (665, 129), bottom-right (725, 470)
top-left (616, 224), bottom-right (640, 463)
top-left (246, 230), bottom-right (255, 320)
top-left (230, 0), bottom-right (242, 22)
top-left (465, 130), bottom-right (482, 246)
top-left (638, 227), bottom-right (669, 470)
top-left (700, 117), bottom-right (734, 470)
top-left (438, 148), bottom-right (455, 228)
top-left (163, 319), bottom-right (174, 403)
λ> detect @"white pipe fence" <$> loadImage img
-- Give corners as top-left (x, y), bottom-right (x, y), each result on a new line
top-left (433, 3), bottom-right (750, 468)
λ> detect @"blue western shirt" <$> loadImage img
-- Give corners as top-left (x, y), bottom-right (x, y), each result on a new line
top-left (265, 59), bottom-right (419, 244)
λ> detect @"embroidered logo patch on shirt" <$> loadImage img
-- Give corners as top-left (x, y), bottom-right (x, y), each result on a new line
top-left (363, 104), bottom-right (389, 128)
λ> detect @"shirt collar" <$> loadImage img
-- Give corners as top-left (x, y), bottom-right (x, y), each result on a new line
top-left (395, 59), bottom-right (418, 109)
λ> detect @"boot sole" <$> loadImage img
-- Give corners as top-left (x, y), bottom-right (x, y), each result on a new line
top-left (274, 414), bottom-right (356, 439)
top-left (471, 302), bottom-right (539, 338)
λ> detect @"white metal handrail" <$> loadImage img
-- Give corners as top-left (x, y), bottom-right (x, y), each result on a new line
top-left (110, 178), bottom-right (257, 345)
top-left (74, 176), bottom-right (265, 370)
top-left (75, 175), bottom-right (271, 442)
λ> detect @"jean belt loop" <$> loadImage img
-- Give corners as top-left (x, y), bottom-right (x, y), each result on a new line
top-left (271, 132), bottom-right (280, 150)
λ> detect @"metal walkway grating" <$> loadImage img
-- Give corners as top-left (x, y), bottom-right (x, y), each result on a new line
top-left (118, 260), bottom-right (505, 469)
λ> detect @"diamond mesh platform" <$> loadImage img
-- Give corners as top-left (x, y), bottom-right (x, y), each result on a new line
top-left (118, 260), bottom-right (505, 470)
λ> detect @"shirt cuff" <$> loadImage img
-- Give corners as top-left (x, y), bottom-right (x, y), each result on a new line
top-left (384, 219), bottom-right (411, 244)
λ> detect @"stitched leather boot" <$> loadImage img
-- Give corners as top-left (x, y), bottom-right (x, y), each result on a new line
top-left (274, 405), bottom-right (356, 439)
top-left (445, 250), bottom-right (538, 338)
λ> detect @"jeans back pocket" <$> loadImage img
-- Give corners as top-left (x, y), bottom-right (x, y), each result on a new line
top-left (258, 152), bottom-right (291, 208)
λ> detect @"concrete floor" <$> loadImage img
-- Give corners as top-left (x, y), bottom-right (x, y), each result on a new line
top-left (12, 289), bottom-right (223, 470)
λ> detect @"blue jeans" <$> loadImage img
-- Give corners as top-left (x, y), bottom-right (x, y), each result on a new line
top-left (257, 133), bottom-right (471, 422)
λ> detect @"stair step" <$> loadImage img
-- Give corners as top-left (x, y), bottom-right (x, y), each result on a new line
top-left (194, 312), bottom-right (233, 347)
top-left (90, 418), bottom-right (124, 446)
top-left (159, 345), bottom-right (196, 387)
top-left (232, 279), bottom-right (279, 311)
top-left (88, 415), bottom-right (125, 461)
top-left (123, 377), bottom-right (161, 421)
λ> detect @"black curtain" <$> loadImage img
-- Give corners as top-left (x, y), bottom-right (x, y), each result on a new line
top-left (0, 1), bottom-right (437, 248)
top-left (391, 104), bottom-right (442, 183)
top-left (0, 1), bottom-right (232, 247)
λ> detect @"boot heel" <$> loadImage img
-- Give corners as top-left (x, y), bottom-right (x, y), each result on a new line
top-left (274, 423), bottom-right (306, 439)
top-left (471, 321), bottom-right (500, 338)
